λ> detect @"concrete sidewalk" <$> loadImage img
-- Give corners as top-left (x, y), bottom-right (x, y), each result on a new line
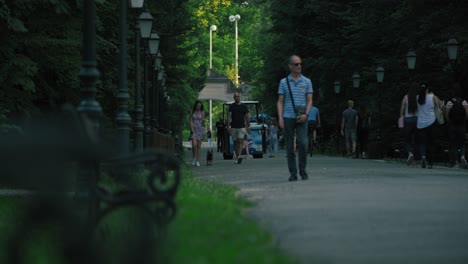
top-left (188, 146), bottom-right (468, 264)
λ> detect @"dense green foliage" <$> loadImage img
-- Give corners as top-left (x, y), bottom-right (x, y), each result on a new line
top-left (1, 0), bottom-right (467, 145)
top-left (260, 0), bottom-right (468, 145)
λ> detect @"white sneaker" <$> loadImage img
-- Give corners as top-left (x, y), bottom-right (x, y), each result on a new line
top-left (192, 159), bottom-right (196, 166)
top-left (196, 161), bottom-right (200, 167)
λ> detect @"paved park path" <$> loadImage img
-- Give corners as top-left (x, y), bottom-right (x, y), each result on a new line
top-left (187, 144), bottom-right (468, 264)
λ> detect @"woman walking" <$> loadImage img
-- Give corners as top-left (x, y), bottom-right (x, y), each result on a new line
top-left (399, 85), bottom-right (418, 165)
top-left (269, 118), bottom-right (279, 157)
top-left (416, 84), bottom-right (444, 169)
top-left (190, 100), bottom-right (205, 167)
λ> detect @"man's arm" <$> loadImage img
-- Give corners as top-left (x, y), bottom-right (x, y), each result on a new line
top-left (277, 94), bottom-right (284, 129)
top-left (341, 115), bottom-right (345, 136)
top-left (227, 111), bottom-right (232, 130)
top-left (244, 110), bottom-right (252, 133)
top-left (305, 93), bottom-right (313, 119)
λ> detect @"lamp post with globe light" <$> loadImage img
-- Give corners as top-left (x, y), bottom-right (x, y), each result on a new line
top-left (229, 14), bottom-right (240, 87)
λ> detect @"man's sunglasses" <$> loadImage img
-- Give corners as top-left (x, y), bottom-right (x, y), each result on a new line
top-left (290, 63), bottom-right (302, 67)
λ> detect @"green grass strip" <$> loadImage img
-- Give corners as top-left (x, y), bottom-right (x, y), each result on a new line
top-left (162, 168), bottom-right (299, 264)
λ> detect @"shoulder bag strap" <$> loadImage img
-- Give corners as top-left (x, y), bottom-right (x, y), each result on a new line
top-left (286, 78), bottom-right (297, 114)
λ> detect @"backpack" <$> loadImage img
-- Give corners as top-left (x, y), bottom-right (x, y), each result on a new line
top-left (449, 98), bottom-right (466, 124)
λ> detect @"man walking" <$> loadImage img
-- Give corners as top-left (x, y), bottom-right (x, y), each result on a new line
top-left (277, 55), bottom-right (313, 181)
top-left (341, 100), bottom-right (359, 158)
top-left (228, 92), bottom-right (252, 164)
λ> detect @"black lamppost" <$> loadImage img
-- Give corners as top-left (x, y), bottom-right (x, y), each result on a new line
top-left (77, 0), bottom-right (102, 222)
top-left (157, 65), bottom-right (165, 129)
top-left (334, 80), bottom-right (341, 154)
top-left (376, 66), bottom-right (384, 140)
top-left (148, 31), bottom-right (160, 132)
top-left (152, 50), bottom-right (163, 129)
top-left (406, 49), bottom-right (416, 89)
top-left (133, 9), bottom-right (153, 152)
top-left (140, 11), bottom-right (154, 146)
top-left (447, 37), bottom-right (459, 68)
top-left (406, 49), bottom-right (417, 71)
top-left (447, 36), bottom-right (459, 91)
top-left (352, 72), bottom-right (360, 100)
top-left (352, 72), bottom-right (360, 89)
top-left (114, 0), bottom-right (139, 156)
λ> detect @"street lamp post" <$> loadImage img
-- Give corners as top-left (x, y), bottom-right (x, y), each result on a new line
top-left (209, 25), bottom-right (217, 134)
top-left (406, 49), bottom-right (416, 90)
top-left (447, 36), bottom-right (459, 92)
top-left (352, 72), bottom-right (360, 100)
top-left (376, 66), bottom-right (384, 140)
top-left (148, 31), bottom-right (160, 133)
top-left (447, 37), bottom-right (459, 68)
top-left (154, 52), bottom-right (163, 128)
top-left (115, 0), bottom-right (133, 156)
top-left (138, 11), bottom-right (153, 148)
top-left (229, 14), bottom-right (240, 87)
top-left (157, 65), bottom-right (165, 129)
top-left (77, 0), bottom-right (102, 223)
top-left (352, 72), bottom-right (361, 89)
top-left (133, 8), bottom-right (153, 152)
top-left (209, 25), bottom-right (217, 69)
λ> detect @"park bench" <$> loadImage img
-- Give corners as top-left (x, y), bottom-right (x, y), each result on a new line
top-left (1, 108), bottom-right (180, 263)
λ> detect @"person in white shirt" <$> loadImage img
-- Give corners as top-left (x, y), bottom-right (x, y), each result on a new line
top-left (416, 83), bottom-right (444, 169)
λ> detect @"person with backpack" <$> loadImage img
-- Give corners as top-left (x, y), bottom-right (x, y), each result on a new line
top-left (445, 83), bottom-right (468, 168)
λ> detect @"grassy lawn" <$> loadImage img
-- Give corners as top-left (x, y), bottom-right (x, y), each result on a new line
top-left (0, 167), bottom-right (298, 264)
top-left (163, 168), bottom-right (298, 263)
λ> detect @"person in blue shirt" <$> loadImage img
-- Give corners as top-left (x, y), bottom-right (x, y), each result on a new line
top-left (277, 55), bottom-right (313, 181)
top-left (307, 106), bottom-right (321, 157)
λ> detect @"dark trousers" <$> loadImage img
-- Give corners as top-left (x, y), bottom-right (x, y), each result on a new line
top-left (404, 116), bottom-right (418, 156)
top-left (283, 118), bottom-right (308, 177)
top-left (417, 122), bottom-right (435, 165)
top-left (448, 124), bottom-right (466, 163)
top-left (217, 133), bottom-right (223, 151)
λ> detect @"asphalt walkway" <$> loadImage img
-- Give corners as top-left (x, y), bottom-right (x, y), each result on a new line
top-left (187, 144), bottom-right (468, 264)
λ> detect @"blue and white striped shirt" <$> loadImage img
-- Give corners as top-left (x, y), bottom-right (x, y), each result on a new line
top-left (278, 74), bottom-right (313, 119)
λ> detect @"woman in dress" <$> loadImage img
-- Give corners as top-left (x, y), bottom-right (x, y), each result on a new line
top-left (190, 100), bottom-right (205, 166)
top-left (416, 83), bottom-right (444, 169)
top-left (399, 85), bottom-right (418, 165)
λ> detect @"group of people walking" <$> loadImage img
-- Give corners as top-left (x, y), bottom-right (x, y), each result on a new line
top-left (191, 54), bottom-right (467, 180)
top-left (399, 83), bottom-right (468, 169)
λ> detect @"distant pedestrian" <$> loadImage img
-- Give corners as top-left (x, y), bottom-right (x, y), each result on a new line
top-left (207, 129), bottom-right (212, 147)
top-left (445, 83), bottom-right (468, 168)
top-left (243, 134), bottom-right (254, 159)
top-left (216, 118), bottom-right (225, 152)
top-left (399, 85), bottom-right (418, 165)
top-left (277, 55), bottom-right (313, 181)
top-left (416, 83), bottom-right (444, 169)
top-left (268, 118), bottom-right (279, 157)
top-left (307, 106), bottom-right (321, 157)
top-left (341, 100), bottom-right (358, 158)
top-left (190, 100), bottom-right (205, 167)
top-left (358, 104), bottom-right (371, 159)
top-left (228, 92), bottom-right (252, 164)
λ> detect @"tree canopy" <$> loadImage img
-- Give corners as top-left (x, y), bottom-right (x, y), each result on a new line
top-left (1, 0), bottom-right (467, 146)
